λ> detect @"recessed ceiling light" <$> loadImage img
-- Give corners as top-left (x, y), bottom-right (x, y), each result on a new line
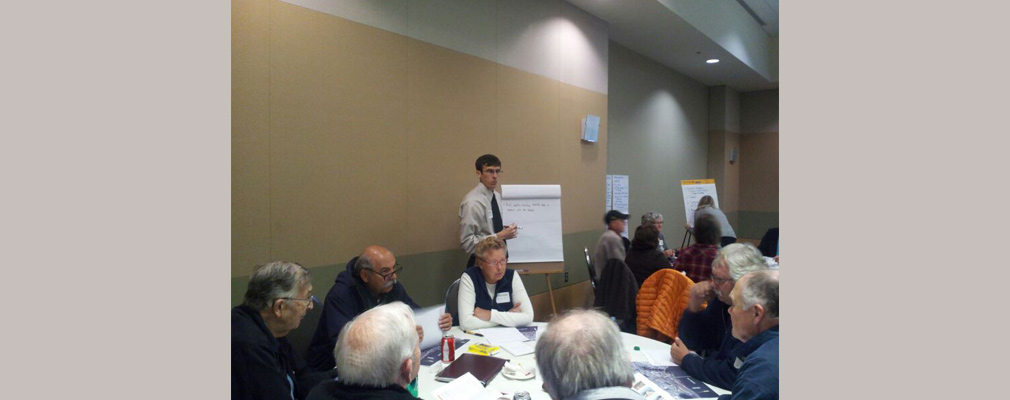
top-left (706, 59), bottom-right (720, 64)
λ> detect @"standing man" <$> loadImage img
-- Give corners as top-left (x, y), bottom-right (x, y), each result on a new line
top-left (459, 154), bottom-right (518, 268)
top-left (593, 210), bottom-right (629, 279)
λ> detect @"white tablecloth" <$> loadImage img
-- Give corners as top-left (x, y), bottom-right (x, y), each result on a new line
top-left (417, 323), bottom-right (731, 399)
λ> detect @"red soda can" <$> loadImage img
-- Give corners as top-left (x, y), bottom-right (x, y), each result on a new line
top-left (441, 334), bottom-right (455, 362)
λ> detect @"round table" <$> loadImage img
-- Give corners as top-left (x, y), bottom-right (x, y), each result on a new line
top-left (417, 323), bottom-right (731, 399)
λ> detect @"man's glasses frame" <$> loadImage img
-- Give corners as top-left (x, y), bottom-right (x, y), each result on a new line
top-left (365, 264), bottom-right (403, 281)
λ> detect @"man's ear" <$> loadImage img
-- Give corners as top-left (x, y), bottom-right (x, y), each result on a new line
top-left (753, 304), bottom-right (766, 325)
top-left (358, 269), bottom-right (370, 284)
top-left (400, 357), bottom-right (413, 385)
top-left (476, 169), bottom-right (482, 179)
top-left (272, 299), bottom-right (285, 317)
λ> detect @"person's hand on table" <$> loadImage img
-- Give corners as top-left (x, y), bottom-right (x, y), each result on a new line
top-left (438, 313), bottom-right (452, 331)
top-left (670, 337), bottom-right (694, 365)
top-left (497, 223), bottom-right (518, 240)
top-left (416, 325), bottom-right (424, 343)
top-left (687, 281), bottom-right (715, 312)
top-left (663, 249), bottom-right (676, 259)
top-left (509, 302), bottom-right (522, 313)
top-left (474, 307), bottom-right (492, 321)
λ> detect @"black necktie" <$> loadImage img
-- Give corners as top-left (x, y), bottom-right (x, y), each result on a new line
top-left (491, 194), bottom-right (504, 234)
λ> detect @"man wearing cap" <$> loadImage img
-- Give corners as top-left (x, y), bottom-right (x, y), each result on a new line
top-left (592, 210), bottom-right (629, 279)
top-left (459, 154), bottom-right (519, 269)
top-left (305, 245), bottom-right (451, 371)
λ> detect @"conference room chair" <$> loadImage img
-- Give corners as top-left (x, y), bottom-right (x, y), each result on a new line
top-left (444, 278), bottom-right (461, 326)
top-left (584, 246), bottom-right (598, 291)
top-left (635, 269), bottom-right (694, 344)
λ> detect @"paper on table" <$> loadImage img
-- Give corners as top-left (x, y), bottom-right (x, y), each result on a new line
top-left (430, 372), bottom-right (510, 400)
top-left (499, 341), bottom-right (534, 357)
top-left (415, 305), bottom-right (446, 350)
top-left (478, 327), bottom-right (529, 345)
top-left (643, 349), bottom-right (678, 367)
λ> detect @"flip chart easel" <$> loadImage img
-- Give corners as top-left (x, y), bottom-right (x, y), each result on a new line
top-left (517, 263), bottom-right (563, 316)
top-left (500, 185), bottom-right (565, 316)
top-left (680, 179), bottom-right (719, 250)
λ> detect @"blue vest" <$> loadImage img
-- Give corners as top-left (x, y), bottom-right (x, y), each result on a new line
top-left (463, 266), bottom-right (515, 313)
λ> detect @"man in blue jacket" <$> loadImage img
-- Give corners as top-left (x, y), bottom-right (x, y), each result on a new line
top-left (720, 270), bottom-right (779, 400)
top-left (305, 245), bottom-right (451, 371)
top-left (670, 243), bottom-right (768, 390)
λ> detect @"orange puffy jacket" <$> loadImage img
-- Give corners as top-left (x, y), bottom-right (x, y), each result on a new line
top-left (636, 269), bottom-right (695, 343)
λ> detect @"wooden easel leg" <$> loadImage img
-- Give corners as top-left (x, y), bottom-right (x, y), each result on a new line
top-left (545, 274), bottom-right (557, 316)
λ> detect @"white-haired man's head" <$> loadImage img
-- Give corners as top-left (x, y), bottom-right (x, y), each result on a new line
top-left (711, 243), bottom-right (769, 304)
top-left (334, 302), bottom-right (420, 388)
top-left (535, 309), bottom-right (634, 400)
top-left (729, 270), bottom-right (780, 342)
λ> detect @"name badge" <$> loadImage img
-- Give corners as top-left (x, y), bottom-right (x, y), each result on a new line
top-left (496, 292), bottom-right (511, 304)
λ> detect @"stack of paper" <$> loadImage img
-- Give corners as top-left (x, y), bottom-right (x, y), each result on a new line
top-left (498, 341), bottom-right (534, 357)
top-left (479, 327), bottom-right (536, 357)
top-left (642, 349), bottom-right (678, 367)
top-left (430, 372), bottom-right (510, 400)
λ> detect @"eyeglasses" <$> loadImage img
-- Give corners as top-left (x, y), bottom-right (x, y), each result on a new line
top-left (281, 295), bottom-right (320, 306)
top-left (365, 264), bottom-right (403, 281)
top-left (711, 275), bottom-right (733, 285)
top-left (481, 259), bottom-right (507, 268)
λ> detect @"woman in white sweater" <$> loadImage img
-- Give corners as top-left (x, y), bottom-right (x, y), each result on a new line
top-left (457, 236), bottom-right (534, 330)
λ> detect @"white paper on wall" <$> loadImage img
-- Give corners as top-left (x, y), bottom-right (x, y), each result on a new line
top-left (610, 175), bottom-right (629, 238)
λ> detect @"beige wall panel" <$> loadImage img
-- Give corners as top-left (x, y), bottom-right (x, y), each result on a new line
top-left (404, 40), bottom-right (499, 255)
top-left (269, 2), bottom-right (409, 266)
top-left (739, 132), bottom-right (779, 212)
top-left (558, 84), bottom-right (608, 233)
top-left (232, 0), bottom-right (273, 276)
top-left (496, 67), bottom-right (562, 188)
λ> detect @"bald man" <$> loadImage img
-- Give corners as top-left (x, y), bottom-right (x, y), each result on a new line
top-left (306, 245), bottom-right (451, 371)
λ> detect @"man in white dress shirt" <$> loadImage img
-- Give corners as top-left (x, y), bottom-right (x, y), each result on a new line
top-left (459, 154), bottom-right (518, 268)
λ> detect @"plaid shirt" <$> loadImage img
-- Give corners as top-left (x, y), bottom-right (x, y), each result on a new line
top-left (674, 243), bottom-right (719, 283)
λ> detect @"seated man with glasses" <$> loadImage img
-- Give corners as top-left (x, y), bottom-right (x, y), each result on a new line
top-left (306, 245), bottom-right (452, 371)
top-left (457, 236), bottom-right (534, 330)
top-left (233, 261), bottom-right (328, 400)
top-left (668, 243), bottom-right (769, 390)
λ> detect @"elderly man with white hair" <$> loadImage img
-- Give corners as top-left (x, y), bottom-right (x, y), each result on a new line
top-left (720, 270), bottom-right (779, 400)
top-left (535, 309), bottom-right (645, 400)
top-left (232, 261), bottom-right (326, 400)
top-left (670, 243), bottom-right (769, 390)
top-left (306, 302), bottom-right (421, 400)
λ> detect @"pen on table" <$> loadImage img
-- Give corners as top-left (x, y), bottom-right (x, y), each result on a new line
top-left (464, 330), bottom-right (484, 337)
